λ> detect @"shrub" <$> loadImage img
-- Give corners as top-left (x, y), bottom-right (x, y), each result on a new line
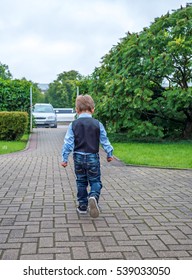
top-left (0, 111), bottom-right (28, 140)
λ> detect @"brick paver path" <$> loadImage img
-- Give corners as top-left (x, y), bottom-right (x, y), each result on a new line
top-left (0, 126), bottom-right (192, 260)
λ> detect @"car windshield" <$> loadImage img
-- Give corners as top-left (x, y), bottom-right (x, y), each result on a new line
top-left (34, 105), bottom-right (53, 113)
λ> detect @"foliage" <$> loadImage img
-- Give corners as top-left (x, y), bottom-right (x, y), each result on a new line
top-left (0, 78), bottom-right (43, 133)
top-left (0, 111), bottom-right (28, 140)
top-left (0, 62), bottom-right (12, 80)
top-left (45, 70), bottom-right (82, 108)
top-left (0, 78), bottom-right (43, 112)
top-left (88, 5), bottom-right (192, 139)
top-left (0, 79), bottom-right (31, 112)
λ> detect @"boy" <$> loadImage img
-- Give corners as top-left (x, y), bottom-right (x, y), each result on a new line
top-left (61, 94), bottom-right (113, 218)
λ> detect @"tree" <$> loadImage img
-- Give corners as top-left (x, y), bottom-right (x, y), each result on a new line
top-left (45, 70), bottom-right (82, 108)
top-left (0, 78), bottom-right (43, 112)
top-left (89, 4), bottom-right (192, 139)
top-left (0, 79), bottom-right (31, 112)
top-left (0, 62), bottom-right (12, 80)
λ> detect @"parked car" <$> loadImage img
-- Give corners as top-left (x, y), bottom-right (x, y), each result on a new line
top-left (54, 108), bottom-right (76, 123)
top-left (32, 103), bottom-right (57, 128)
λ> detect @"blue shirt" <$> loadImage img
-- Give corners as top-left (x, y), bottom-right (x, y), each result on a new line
top-left (62, 113), bottom-right (113, 162)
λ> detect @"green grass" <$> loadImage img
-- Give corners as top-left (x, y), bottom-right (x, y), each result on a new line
top-left (112, 142), bottom-right (192, 169)
top-left (0, 134), bottom-right (29, 155)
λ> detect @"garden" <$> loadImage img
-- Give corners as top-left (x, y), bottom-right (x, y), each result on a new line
top-left (0, 5), bottom-right (191, 169)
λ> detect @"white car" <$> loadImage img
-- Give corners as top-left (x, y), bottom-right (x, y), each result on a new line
top-left (54, 108), bottom-right (76, 123)
top-left (33, 103), bottom-right (57, 128)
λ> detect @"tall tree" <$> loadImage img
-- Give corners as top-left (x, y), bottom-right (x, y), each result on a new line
top-left (89, 4), bottom-right (192, 139)
top-left (45, 70), bottom-right (82, 108)
top-left (0, 62), bottom-right (12, 80)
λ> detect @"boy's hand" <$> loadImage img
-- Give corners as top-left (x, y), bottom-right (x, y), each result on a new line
top-left (61, 162), bottom-right (68, 168)
top-left (107, 157), bottom-right (113, 162)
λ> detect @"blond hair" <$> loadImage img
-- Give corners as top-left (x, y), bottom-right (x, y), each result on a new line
top-left (76, 94), bottom-right (95, 113)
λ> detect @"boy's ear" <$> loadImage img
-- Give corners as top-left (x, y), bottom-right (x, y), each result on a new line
top-left (91, 108), bottom-right (95, 114)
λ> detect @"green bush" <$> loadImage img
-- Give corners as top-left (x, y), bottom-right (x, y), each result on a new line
top-left (0, 111), bottom-right (28, 140)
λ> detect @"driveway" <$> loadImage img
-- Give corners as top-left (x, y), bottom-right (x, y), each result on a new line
top-left (0, 126), bottom-right (192, 259)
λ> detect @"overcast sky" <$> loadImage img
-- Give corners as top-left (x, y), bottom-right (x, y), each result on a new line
top-left (0, 0), bottom-right (187, 83)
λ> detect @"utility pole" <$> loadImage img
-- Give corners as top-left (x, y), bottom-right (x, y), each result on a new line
top-left (30, 85), bottom-right (33, 133)
top-left (77, 86), bottom-right (79, 97)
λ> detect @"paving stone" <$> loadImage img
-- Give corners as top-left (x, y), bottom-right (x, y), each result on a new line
top-left (159, 234), bottom-right (179, 245)
top-left (39, 237), bottom-right (54, 248)
top-left (21, 242), bottom-right (37, 254)
top-left (0, 234), bottom-right (8, 243)
top-left (20, 254), bottom-right (54, 260)
top-left (100, 236), bottom-right (117, 246)
top-left (38, 247), bottom-right (70, 254)
top-left (147, 239), bottom-right (168, 251)
top-left (55, 232), bottom-right (69, 242)
top-left (90, 252), bottom-right (124, 259)
top-left (123, 252), bottom-right (143, 259)
top-left (136, 245), bottom-right (157, 259)
top-left (2, 249), bottom-right (20, 260)
top-left (157, 250), bottom-right (190, 258)
top-left (72, 247), bottom-right (89, 259)
top-left (9, 229), bottom-right (25, 238)
top-left (87, 241), bottom-right (104, 252)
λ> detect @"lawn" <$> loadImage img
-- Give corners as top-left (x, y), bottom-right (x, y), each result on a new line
top-left (112, 142), bottom-right (192, 169)
top-left (0, 134), bottom-right (29, 155)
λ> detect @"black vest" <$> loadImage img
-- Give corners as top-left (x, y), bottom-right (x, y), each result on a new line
top-left (72, 117), bottom-right (100, 153)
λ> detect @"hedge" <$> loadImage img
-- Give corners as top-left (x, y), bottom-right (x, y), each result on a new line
top-left (0, 111), bottom-right (28, 140)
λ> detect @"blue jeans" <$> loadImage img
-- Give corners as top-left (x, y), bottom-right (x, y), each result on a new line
top-left (73, 153), bottom-right (102, 206)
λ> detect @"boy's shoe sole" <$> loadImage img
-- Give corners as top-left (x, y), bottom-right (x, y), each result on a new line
top-left (88, 197), bottom-right (100, 218)
top-left (76, 207), bottom-right (87, 214)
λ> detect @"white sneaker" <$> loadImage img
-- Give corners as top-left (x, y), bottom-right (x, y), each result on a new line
top-left (88, 197), bottom-right (100, 218)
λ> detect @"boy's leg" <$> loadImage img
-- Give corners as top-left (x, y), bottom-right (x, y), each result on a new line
top-left (73, 154), bottom-right (88, 208)
top-left (87, 154), bottom-right (102, 218)
top-left (87, 154), bottom-right (102, 202)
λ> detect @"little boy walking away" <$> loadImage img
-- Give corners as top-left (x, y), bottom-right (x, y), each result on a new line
top-left (61, 94), bottom-right (113, 218)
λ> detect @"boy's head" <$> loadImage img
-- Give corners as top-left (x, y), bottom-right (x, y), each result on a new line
top-left (76, 94), bottom-right (95, 114)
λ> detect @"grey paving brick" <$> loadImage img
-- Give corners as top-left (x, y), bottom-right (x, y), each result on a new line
top-left (38, 247), bottom-right (70, 254)
top-left (101, 237), bottom-right (117, 248)
top-left (159, 234), bottom-right (178, 245)
top-left (112, 231), bottom-right (129, 241)
top-left (55, 232), bottom-right (69, 242)
top-left (136, 245), bottom-right (157, 259)
top-left (41, 220), bottom-right (54, 229)
top-left (2, 249), bottom-right (20, 260)
top-left (105, 245), bottom-right (136, 252)
top-left (20, 254), bottom-right (54, 260)
top-left (157, 250), bottom-right (190, 258)
top-left (26, 224), bottom-right (40, 233)
top-left (90, 252), bottom-right (124, 259)
top-left (87, 241), bottom-right (104, 252)
top-left (21, 242), bottom-right (37, 254)
top-left (147, 239), bottom-right (168, 251)
top-left (72, 246), bottom-right (89, 259)
top-left (123, 251), bottom-right (142, 259)
top-left (39, 237), bottom-right (54, 248)
top-left (0, 234), bottom-right (8, 243)
top-left (9, 229), bottom-right (25, 238)
top-left (55, 253), bottom-right (72, 259)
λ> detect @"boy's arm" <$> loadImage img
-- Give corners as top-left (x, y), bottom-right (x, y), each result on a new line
top-left (99, 122), bottom-right (114, 161)
top-left (61, 123), bottom-right (74, 167)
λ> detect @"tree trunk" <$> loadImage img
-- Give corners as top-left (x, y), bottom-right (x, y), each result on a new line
top-left (183, 119), bottom-right (192, 139)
